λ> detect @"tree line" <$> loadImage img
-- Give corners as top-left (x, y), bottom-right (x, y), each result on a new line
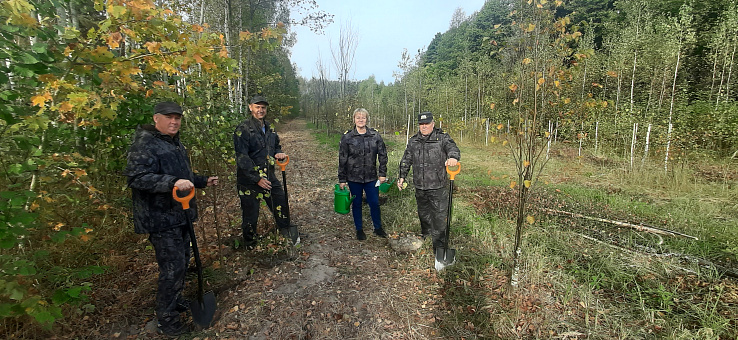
top-left (299, 0), bottom-right (738, 284)
top-left (300, 0), bottom-right (738, 162)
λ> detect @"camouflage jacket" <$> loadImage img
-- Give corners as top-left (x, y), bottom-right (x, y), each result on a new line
top-left (338, 127), bottom-right (388, 184)
top-left (234, 117), bottom-right (283, 187)
top-left (399, 128), bottom-right (460, 190)
top-left (124, 125), bottom-right (208, 234)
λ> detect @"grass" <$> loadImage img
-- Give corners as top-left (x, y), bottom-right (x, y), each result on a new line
top-left (307, 123), bottom-right (343, 151)
top-left (308, 124), bottom-right (738, 338)
top-left (340, 129), bottom-right (738, 339)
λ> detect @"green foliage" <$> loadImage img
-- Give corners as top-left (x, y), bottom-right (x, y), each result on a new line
top-left (0, 189), bottom-right (103, 328)
top-left (302, 0), bottom-right (737, 158)
top-left (0, 0), bottom-right (300, 332)
top-left (0, 190), bottom-right (34, 248)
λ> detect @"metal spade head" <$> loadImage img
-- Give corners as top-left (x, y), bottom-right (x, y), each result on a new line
top-left (434, 247), bottom-right (456, 271)
top-left (280, 225), bottom-right (300, 245)
top-left (190, 291), bottom-right (216, 328)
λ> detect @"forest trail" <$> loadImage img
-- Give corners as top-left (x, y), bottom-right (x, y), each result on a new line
top-left (56, 118), bottom-right (738, 340)
top-left (204, 118), bottom-right (442, 339)
top-left (94, 118), bottom-right (445, 340)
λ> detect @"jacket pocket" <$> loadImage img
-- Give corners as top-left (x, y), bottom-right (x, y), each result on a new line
top-left (348, 139), bottom-right (363, 155)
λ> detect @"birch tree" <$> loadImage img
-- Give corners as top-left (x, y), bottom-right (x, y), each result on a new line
top-left (663, 4), bottom-right (695, 172)
top-left (502, 0), bottom-right (581, 286)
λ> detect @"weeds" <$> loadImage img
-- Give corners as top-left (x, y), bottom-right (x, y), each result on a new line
top-left (416, 136), bottom-right (738, 338)
top-left (306, 124), bottom-right (738, 338)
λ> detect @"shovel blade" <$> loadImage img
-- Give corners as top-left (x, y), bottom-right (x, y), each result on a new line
top-left (279, 225), bottom-right (300, 245)
top-left (434, 247), bottom-right (456, 271)
top-left (190, 291), bottom-right (216, 328)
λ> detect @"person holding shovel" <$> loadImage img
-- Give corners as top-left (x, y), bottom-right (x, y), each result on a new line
top-left (125, 101), bottom-right (218, 336)
top-left (338, 108), bottom-right (389, 240)
top-left (397, 111), bottom-right (460, 252)
top-left (234, 95), bottom-right (300, 248)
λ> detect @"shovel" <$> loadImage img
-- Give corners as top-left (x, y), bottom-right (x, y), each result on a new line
top-left (172, 187), bottom-right (216, 328)
top-left (435, 163), bottom-right (460, 271)
top-left (276, 156), bottom-right (299, 244)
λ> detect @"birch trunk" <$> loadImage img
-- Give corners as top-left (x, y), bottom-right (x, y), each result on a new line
top-left (665, 51), bottom-right (682, 173)
top-left (630, 123), bottom-right (638, 169)
top-left (594, 121), bottom-right (599, 155)
top-left (642, 123), bottom-right (651, 165)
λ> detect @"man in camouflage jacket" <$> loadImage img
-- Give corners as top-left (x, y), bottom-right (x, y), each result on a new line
top-left (398, 112), bottom-right (460, 251)
top-left (125, 101), bottom-right (217, 336)
top-left (234, 95), bottom-right (299, 247)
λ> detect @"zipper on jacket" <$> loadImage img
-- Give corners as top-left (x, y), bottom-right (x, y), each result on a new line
top-left (420, 139), bottom-right (426, 186)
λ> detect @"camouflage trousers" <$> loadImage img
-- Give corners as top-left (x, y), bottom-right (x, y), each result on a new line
top-left (149, 226), bottom-right (191, 327)
top-left (415, 186), bottom-right (450, 251)
top-left (238, 178), bottom-right (290, 243)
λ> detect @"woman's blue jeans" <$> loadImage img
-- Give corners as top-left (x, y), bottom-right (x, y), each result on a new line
top-left (348, 181), bottom-right (382, 231)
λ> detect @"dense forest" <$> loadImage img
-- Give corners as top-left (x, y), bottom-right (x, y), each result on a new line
top-left (302, 0), bottom-right (738, 161)
top-left (1, 0), bottom-right (737, 336)
top-left (0, 0), bottom-right (323, 330)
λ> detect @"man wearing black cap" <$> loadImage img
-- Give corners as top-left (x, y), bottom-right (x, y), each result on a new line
top-left (234, 95), bottom-right (300, 247)
top-left (125, 101), bottom-right (218, 336)
top-left (397, 111), bottom-right (460, 252)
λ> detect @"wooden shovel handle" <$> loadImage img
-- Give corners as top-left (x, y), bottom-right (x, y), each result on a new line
top-left (172, 187), bottom-right (195, 210)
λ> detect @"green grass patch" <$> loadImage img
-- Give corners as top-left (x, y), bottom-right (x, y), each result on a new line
top-left (427, 139), bottom-right (738, 339)
top-left (307, 126), bottom-right (342, 149)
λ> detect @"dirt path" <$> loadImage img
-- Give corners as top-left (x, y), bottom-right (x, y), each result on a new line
top-left (194, 119), bottom-right (442, 339)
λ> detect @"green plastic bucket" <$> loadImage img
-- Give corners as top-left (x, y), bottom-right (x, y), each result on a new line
top-left (334, 184), bottom-right (354, 214)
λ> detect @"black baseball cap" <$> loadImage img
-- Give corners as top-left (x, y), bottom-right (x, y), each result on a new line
top-left (250, 95), bottom-right (269, 105)
top-left (418, 112), bottom-right (433, 124)
top-left (154, 101), bottom-right (183, 115)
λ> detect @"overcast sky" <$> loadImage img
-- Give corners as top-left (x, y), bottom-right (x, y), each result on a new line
top-left (289, 0), bottom-right (488, 84)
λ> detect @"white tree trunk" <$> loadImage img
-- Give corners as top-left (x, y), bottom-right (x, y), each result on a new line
top-left (642, 123), bottom-right (651, 165)
top-left (630, 123), bottom-right (638, 169)
top-left (405, 113), bottom-right (411, 145)
top-left (630, 51), bottom-right (638, 114)
top-left (546, 120), bottom-right (552, 160)
top-left (665, 122), bottom-right (673, 172)
top-left (716, 43), bottom-right (729, 110)
top-left (578, 122), bottom-right (583, 157)
top-left (594, 121), bottom-right (599, 155)
top-left (665, 51), bottom-right (682, 173)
